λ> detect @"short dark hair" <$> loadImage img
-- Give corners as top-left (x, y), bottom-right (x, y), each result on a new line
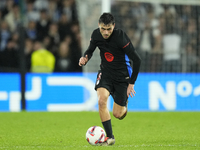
top-left (99, 13), bottom-right (115, 25)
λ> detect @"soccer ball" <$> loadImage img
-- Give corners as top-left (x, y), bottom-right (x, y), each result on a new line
top-left (86, 126), bottom-right (106, 145)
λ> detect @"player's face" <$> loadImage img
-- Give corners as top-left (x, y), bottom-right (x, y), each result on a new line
top-left (99, 23), bottom-right (115, 39)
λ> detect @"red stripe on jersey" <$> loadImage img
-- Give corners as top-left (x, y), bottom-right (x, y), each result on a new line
top-left (123, 42), bottom-right (130, 49)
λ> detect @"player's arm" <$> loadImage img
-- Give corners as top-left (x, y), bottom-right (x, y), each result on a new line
top-left (125, 46), bottom-right (141, 97)
top-left (119, 30), bottom-right (141, 97)
top-left (127, 84), bottom-right (135, 98)
top-left (119, 30), bottom-right (141, 84)
top-left (125, 50), bottom-right (141, 97)
top-left (79, 31), bottom-right (97, 66)
top-left (79, 55), bottom-right (89, 66)
top-left (126, 49), bottom-right (141, 84)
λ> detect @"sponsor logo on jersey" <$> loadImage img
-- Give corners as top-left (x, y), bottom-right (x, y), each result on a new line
top-left (104, 52), bottom-right (114, 62)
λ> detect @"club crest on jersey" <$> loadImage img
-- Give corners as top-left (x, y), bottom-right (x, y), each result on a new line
top-left (104, 52), bottom-right (114, 62)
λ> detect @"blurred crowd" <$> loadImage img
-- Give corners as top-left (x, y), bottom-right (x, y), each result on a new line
top-left (0, 0), bottom-right (200, 73)
top-left (0, 0), bottom-right (82, 72)
top-left (112, 2), bottom-right (200, 72)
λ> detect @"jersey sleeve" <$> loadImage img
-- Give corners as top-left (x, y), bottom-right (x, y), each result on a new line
top-left (119, 30), bottom-right (141, 84)
top-left (83, 30), bottom-right (97, 61)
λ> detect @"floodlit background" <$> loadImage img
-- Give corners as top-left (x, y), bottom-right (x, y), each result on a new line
top-left (0, 0), bottom-right (200, 112)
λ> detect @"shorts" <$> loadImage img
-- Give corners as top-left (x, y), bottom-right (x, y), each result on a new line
top-left (95, 70), bottom-right (129, 106)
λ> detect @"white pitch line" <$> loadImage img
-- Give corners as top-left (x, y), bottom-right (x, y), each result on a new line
top-left (0, 144), bottom-right (199, 149)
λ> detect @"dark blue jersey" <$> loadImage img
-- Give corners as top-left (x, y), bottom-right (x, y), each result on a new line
top-left (84, 28), bottom-right (141, 84)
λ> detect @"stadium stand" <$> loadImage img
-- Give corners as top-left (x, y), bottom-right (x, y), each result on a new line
top-left (0, 0), bottom-right (200, 73)
top-left (0, 0), bottom-right (82, 72)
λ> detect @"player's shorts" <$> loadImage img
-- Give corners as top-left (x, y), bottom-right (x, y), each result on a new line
top-left (95, 70), bottom-right (129, 106)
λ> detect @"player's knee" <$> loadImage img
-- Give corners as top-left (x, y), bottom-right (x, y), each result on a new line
top-left (113, 112), bottom-right (121, 119)
top-left (113, 107), bottom-right (126, 119)
top-left (98, 96), bottom-right (107, 108)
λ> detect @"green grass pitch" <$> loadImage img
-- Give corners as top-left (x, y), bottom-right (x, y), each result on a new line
top-left (0, 112), bottom-right (199, 150)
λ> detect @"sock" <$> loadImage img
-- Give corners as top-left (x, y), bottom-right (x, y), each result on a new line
top-left (102, 119), bottom-right (113, 138)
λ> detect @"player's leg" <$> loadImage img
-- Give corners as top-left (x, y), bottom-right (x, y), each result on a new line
top-left (95, 71), bottom-right (115, 145)
top-left (97, 88), bottom-right (115, 146)
top-left (113, 102), bottom-right (127, 120)
top-left (97, 87), bottom-right (110, 122)
top-left (112, 82), bottom-right (128, 120)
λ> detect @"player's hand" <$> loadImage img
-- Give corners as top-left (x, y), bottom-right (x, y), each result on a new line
top-left (127, 84), bottom-right (136, 98)
top-left (79, 55), bottom-right (88, 66)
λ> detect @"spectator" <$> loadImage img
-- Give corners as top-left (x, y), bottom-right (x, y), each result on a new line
top-left (54, 42), bottom-right (74, 72)
top-left (26, 21), bottom-right (37, 40)
top-left (184, 18), bottom-right (197, 48)
top-left (0, 39), bottom-right (19, 71)
top-left (31, 41), bottom-right (55, 73)
top-left (63, 35), bottom-right (72, 46)
top-left (1, 0), bottom-right (14, 18)
top-left (25, 1), bottom-right (40, 22)
top-left (150, 11), bottom-right (163, 72)
top-left (137, 21), bottom-right (153, 72)
top-left (0, 0), bottom-right (6, 10)
top-left (42, 36), bottom-right (51, 52)
top-left (162, 25), bottom-right (181, 72)
top-left (151, 3), bottom-right (164, 18)
top-left (24, 38), bottom-right (33, 55)
top-left (33, 0), bottom-right (48, 11)
top-left (62, 0), bottom-right (74, 22)
top-left (4, 3), bottom-right (20, 32)
top-left (0, 20), bottom-right (11, 51)
top-left (69, 22), bottom-right (82, 72)
top-left (151, 24), bottom-right (163, 72)
top-left (10, 31), bottom-right (19, 47)
top-left (114, 3), bottom-right (132, 29)
top-left (36, 9), bottom-right (51, 41)
top-left (58, 13), bottom-right (71, 41)
top-left (62, 34), bottom-right (81, 72)
top-left (47, 23), bottom-right (60, 54)
top-left (48, 0), bottom-right (60, 22)
top-left (181, 5), bottom-right (192, 24)
top-left (70, 21), bottom-right (81, 47)
top-left (130, 2), bottom-right (147, 30)
top-left (24, 38), bottom-right (34, 71)
top-left (185, 44), bottom-right (199, 72)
